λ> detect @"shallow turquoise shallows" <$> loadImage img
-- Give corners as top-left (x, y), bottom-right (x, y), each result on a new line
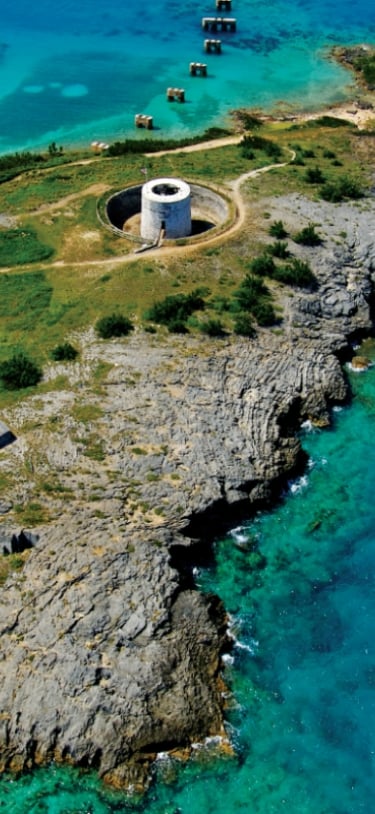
top-left (0, 0), bottom-right (374, 153)
top-left (1, 344), bottom-right (375, 812)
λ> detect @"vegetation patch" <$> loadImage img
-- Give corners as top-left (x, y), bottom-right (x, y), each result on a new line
top-left (233, 274), bottom-right (277, 326)
top-left (14, 501), bottom-right (50, 526)
top-left (0, 352), bottom-right (42, 390)
top-left (272, 258), bottom-right (317, 289)
top-left (0, 272), bottom-right (52, 332)
top-left (294, 224), bottom-right (322, 246)
top-left (145, 289), bottom-right (207, 332)
top-left (51, 342), bottom-right (79, 361)
top-left (319, 175), bottom-right (365, 202)
top-left (268, 220), bottom-right (288, 239)
top-left (0, 228), bottom-right (53, 266)
top-left (240, 134), bottom-right (283, 160)
top-left (96, 314), bottom-right (134, 339)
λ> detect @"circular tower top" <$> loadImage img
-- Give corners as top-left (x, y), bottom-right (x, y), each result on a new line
top-left (142, 177), bottom-right (191, 203)
top-left (141, 177), bottom-right (192, 241)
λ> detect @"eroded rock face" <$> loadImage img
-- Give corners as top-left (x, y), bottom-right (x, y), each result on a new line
top-left (0, 194), bottom-right (374, 786)
top-left (0, 527), bottom-right (227, 788)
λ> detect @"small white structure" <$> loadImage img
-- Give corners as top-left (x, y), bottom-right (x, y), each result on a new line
top-left (140, 177), bottom-right (192, 242)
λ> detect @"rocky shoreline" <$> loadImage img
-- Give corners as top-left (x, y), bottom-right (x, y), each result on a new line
top-left (0, 192), bottom-right (374, 789)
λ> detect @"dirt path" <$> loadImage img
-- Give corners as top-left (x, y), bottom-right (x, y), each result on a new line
top-left (6, 149), bottom-right (295, 274)
top-left (144, 135), bottom-right (243, 157)
top-left (32, 183), bottom-right (110, 215)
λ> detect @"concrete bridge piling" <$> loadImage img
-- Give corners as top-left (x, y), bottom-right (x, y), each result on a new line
top-left (189, 61), bottom-right (207, 76)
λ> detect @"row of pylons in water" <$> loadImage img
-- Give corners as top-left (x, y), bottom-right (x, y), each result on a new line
top-left (135, 0), bottom-right (237, 130)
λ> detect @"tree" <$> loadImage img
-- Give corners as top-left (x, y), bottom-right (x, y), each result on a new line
top-left (0, 352), bottom-right (42, 390)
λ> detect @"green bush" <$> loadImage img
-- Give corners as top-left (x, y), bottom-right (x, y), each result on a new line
top-left (145, 289), bottom-right (206, 328)
top-left (234, 274), bottom-right (270, 311)
top-left (251, 301), bottom-right (277, 326)
top-left (353, 53), bottom-right (375, 88)
top-left (249, 255), bottom-right (276, 276)
top-left (304, 166), bottom-right (325, 184)
top-left (0, 151), bottom-right (46, 183)
top-left (266, 241), bottom-right (290, 259)
top-left (269, 220), bottom-right (288, 239)
top-left (96, 314), bottom-right (134, 339)
top-left (240, 134), bottom-right (282, 160)
top-left (319, 176), bottom-right (364, 202)
top-left (51, 342), bottom-right (79, 361)
top-left (167, 319), bottom-right (189, 334)
top-left (233, 313), bottom-right (256, 337)
top-left (199, 319), bottom-right (226, 337)
top-left (294, 223), bottom-right (322, 246)
top-left (273, 258), bottom-right (317, 289)
top-left (307, 116), bottom-right (352, 128)
top-left (0, 352), bottom-right (42, 390)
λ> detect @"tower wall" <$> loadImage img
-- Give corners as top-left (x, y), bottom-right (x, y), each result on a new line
top-left (141, 178), bottom-right (191, 241)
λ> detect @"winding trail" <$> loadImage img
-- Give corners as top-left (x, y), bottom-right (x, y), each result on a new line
top-left (3, 142), bottom-right (295, 274)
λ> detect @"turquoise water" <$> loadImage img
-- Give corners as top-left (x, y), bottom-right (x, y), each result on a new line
top-left (0, 0), bottom-right (374, 153)
top-left (1, 348), bottom-right (375, 811)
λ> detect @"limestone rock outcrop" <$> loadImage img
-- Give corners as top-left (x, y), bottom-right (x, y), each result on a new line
top-left (0, 194), bottom-right (374, 787)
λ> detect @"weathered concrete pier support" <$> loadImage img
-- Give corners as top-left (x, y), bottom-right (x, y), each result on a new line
top-left (216, 0), bottom-right (231, 10)
top-left (166, 87), bottom-right (185, 102)
top-left (135, 113), bottom-right (153, 130)
top-left (204, 38), bottom-right (222, 53)
top-left (189, 62), bottom-right (207, 76)
top-left (202, 17), bottom-right (236, 32)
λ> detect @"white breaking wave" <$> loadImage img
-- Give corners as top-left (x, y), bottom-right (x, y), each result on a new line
top-left (288, 474), bottom-right (309, 494)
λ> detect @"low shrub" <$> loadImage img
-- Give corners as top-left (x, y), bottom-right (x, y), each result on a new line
top-left (240, 134), bottom-right (282, 160)
top-left (304, 166), bottom-right (326, 184)
top-left (96, 314), bottom-right (134, 339)
top-left (273, 258), bottom-right (317, 289)
top-left (233, 313), bottom-right (256, 337)
top-left (266, 240), bottom-right (290, 259)
top-left (249, 255), bottom-right (276, 276)
top-left (199, 319), bottom-right (226, 337)
top-left (145, 289), bottom-right (206, 329)
top-left (294, 223), bottom-right (322, 246)
top-left (0, 352), bottom-right (42, 390)
top-left (234, 274), bottom-right (270, 311)
top-left (51, 342), bottom-right (79, 361)
top-left (319, 175), bottom-right (364, 202)
top-left (251, 301), bottom-right (277, 326)
top-left (268, 220), bottom-right (288, 239)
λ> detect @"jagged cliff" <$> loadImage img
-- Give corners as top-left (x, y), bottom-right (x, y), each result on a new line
top-left (0, 193), bottom-right (374, 788)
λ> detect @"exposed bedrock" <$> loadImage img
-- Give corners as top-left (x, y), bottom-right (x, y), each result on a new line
top-left (0, 195), bottom-right (374, 787)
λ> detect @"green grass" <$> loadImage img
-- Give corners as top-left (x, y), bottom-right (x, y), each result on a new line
top-left (0, 117), bottom-right (372, 406)
top-left (0, 229), bottom-right (53, 266)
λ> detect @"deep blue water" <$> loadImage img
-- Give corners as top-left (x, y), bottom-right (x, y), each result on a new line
top-left (0, 0), bottom-right (374, 152)
top-left (1, 347), bottom-right (375, 811)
